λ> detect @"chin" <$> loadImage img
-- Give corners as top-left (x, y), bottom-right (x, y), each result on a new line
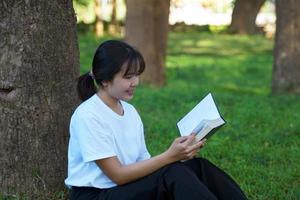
top-left (123, 95), bottom-right (134, 101)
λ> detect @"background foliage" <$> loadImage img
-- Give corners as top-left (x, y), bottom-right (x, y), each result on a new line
top-left (78, 31), bottom-right (300, 200)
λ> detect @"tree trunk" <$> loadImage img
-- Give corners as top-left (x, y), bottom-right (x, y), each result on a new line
top-left (0, 0), bottom-right (79, 198)
top-left (229, 0), bottom-right (266, 34)
top-left (272, 0), bottom-right (300, 93)
top-left (108, 0), bottom-right (119, 35)
top-left (95, 0), bottom-right (104, 37)
top-left (125, 0), bottom-right (170, 86)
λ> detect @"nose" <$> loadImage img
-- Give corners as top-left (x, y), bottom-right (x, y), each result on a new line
top-left (131, 76), bottom-right (139, 87)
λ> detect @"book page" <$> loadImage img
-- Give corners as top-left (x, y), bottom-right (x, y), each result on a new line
top-left (177, 93), bottom-right (224, 137)
top-left (195, 125), bottom-right (212, 142)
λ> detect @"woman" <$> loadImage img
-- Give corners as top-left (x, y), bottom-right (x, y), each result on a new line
top-left (65, 40), bottom-right (247, 200)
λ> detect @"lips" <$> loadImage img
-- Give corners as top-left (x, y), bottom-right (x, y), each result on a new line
top-left (127, 90), bottom-right (134, 96)
top-left (126, 89), bottom-right (135, 96)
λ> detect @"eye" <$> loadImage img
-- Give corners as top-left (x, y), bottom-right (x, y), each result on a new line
top-left (124, 75), bottom-right (132, 79)
top-left (124, 74), bottom-right (136, 79)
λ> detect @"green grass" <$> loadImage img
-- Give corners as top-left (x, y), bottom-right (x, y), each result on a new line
top-left (2, 32), bottom-right (298, 200)
top-left (77, 32), bottom-right (300, 200)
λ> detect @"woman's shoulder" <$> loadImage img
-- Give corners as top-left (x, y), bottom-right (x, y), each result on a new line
top-left (72, 95), bottom-right (102, 119)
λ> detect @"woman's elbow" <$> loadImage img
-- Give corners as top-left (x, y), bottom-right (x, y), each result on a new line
top-left (111, 176), bottom-right (129, 185)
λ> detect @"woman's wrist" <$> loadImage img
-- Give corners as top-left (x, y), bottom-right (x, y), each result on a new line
top-left (161, 150), bottom-right (177, 165)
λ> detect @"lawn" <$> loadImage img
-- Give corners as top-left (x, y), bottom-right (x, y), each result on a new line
top-left (78, 31), bottom-right (300, 200)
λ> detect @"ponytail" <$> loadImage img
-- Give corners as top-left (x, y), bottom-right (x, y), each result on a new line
top-left (77, 72), bottom-right (97, 102)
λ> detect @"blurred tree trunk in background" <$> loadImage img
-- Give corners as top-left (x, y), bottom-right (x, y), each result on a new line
top-left (108, 0), bottom-right (119, 35)
top-left (125, 0), bottom-right (170, 86)
top-left (229, 0), bottom-right (266, 34)
top-left (272, 0), bottom-right (300, 93)
top-left (0, 0), bottom-right (79, 198)
top-left (95, 0), bottom-right (104, 36)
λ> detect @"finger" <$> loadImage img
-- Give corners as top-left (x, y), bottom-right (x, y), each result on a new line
top-left (201, 138), bottom-right (207, 143)
top-left (200, 139), bottom-right (207, 147)
top-left (186, 139), bottom-right (203, 152)
top-left (188, 149), bottom-right (198, 156)
top-left (187, 149), bottom-right (198, 159)
top-left (200, 141), bottom-right (206, 148)
top-left (178, 136), bottom-right (189, 143)
top-left (182, 135), bottom-right (195, 146)
top-left (189, 139), bottom-right (205, 151)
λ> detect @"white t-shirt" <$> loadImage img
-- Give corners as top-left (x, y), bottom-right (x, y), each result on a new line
top-left (64, 94), bottom-right (151, 189)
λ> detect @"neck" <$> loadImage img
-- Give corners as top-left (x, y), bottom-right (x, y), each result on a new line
top-left (97, 90), bottom-right (123, 115)
top-left (97, 91), bottom-right (118, 107)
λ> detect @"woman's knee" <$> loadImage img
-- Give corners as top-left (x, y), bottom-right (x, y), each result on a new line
top-left (182, 157), bottom-right (217, 174)
top-left (187, 157), bottom-right (213, 166)
top-left (161, 162), bottom-right (194, 177)
top-left (163, 162), bottom-right (200, 181)
top-left (163, 162), bottom-right (186, 174)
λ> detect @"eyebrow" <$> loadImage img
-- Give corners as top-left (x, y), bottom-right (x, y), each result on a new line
top-left (123, 71), bottom-right (138, 77)
top-left (123, 64), bottom-right (140, 76)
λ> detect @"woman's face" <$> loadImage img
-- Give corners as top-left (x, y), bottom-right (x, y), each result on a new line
top-left (102, 67), bottom-right (140, 101)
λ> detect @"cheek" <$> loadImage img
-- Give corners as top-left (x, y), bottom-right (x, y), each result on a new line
top-left (120, 80), bottom-right (131, 88)
top-left (109, 79), bottom-right (132, 96)
top-left (112, 84), bottom-right (127, 95)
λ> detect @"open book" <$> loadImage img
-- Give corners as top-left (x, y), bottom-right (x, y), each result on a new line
top-left (177, 93), bottom-right (225, 143)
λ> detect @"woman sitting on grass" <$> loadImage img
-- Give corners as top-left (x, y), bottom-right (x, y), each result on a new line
top-left (65, 40), bottom-right (247, 200)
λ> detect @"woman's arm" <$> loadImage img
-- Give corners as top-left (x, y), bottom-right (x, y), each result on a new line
top-left (95, 134), bottom-right (205, 185)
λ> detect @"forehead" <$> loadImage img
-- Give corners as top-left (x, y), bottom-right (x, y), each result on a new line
top-left (113, 64), bottom-right (132, 78)
top-left (122, 59), bottom-right (140, 75)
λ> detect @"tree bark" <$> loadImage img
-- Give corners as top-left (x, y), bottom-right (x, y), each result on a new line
top-left (0, 0), bottom-right (79, 198)
top-left (95, 0), bottom-right (104, 37)
top-left (272, 0), bottom-right (300, 93)
top-left (229, 0), bottom-right (266, 34)
top-left (125, 0), bottom-right (170, 86)
top-left (108, 0), bottom-right (119, 35)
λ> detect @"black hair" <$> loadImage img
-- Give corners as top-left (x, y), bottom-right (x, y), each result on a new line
top-left (77, 40), bottom-right (145, 101)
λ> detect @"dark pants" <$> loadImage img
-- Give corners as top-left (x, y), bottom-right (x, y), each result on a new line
top-left (70, 158), bottom-right (247, 200)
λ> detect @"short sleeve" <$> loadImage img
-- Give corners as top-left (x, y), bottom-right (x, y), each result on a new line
top-left (71, 112), bottom-right (117, 162)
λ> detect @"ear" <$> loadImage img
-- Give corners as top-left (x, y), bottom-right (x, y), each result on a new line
top-left (101, 80), bottom-right (109, 87)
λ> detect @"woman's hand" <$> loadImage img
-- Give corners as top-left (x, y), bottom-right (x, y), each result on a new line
top-left (165, 134), bottom-right (206, 162)
top-left (96, 135), bottom-right (205, 185)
